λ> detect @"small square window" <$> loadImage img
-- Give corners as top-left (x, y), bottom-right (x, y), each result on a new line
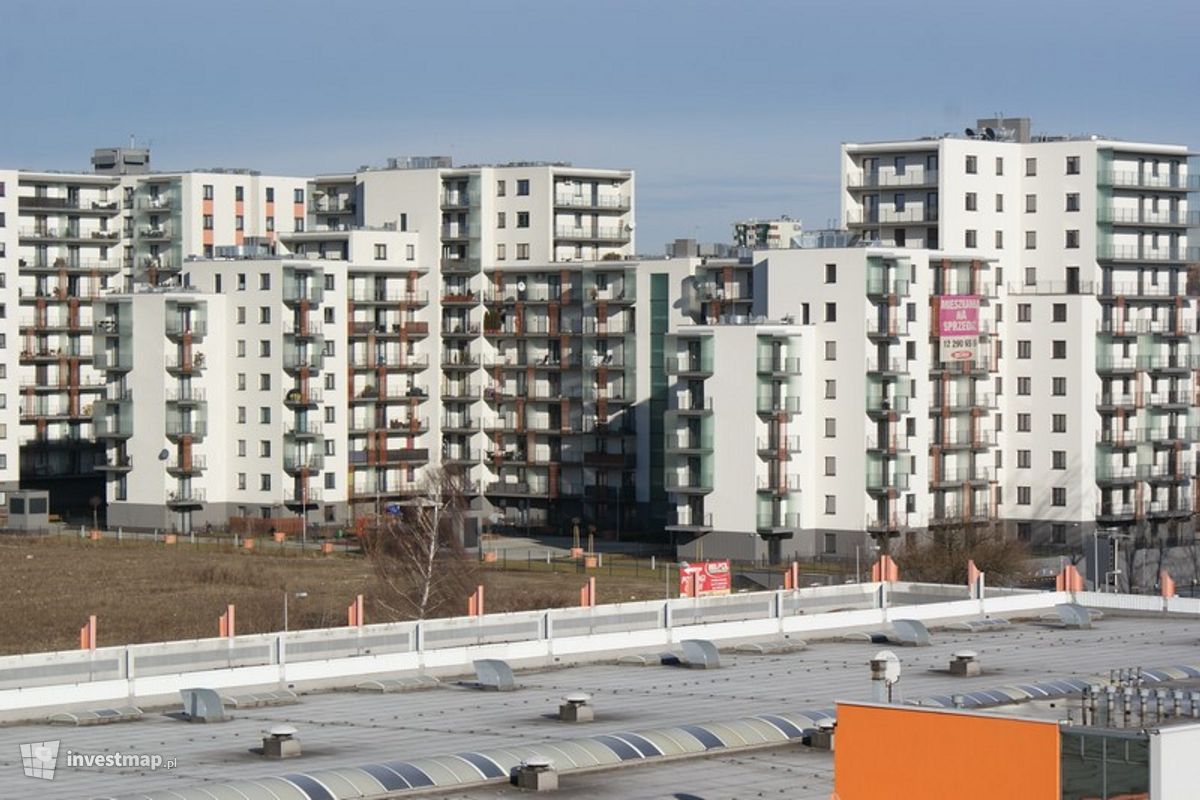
top-left (1052, 414), bottom-right (1067, 433)
top-left (825, 263), bottom-right (836, 283)
top-left (516, 179), bottom-right (530, 196)
top-left (823, 532), bottom-right (837, 553)
top-left (824, 456), bottom-right (836, 476)
top-left (1066, 193), bottom-right (1080, 212)
top-left (824, 302), bottom-right (836, 322)
top-left (824, 417), bottom-right (836, 437)
top-left (374, 244), bottom-right (387, 260)
top-left (824, 340), bottom-right (836, 360)
top-left (1052, 487), bottom-right (1067, 506)
top-left (1025, 194), bottom-right (1037, 213)
top-left (965, 229), bottom-right (977, 248)
top-left (1052, 377), bottom-right (1066, 396)
top-left (1053, 303), bottom-right (1067, 322)
top-left (1025, 157), bottom-right (1037, 176)
top-left (517, 212), bottom-right (530, 228)
top-left (824, 380), bottom-right (836, 399)
top-left (965, 155), bottom-right (977, 174)
top-left (1017, 449), bottom-right (1031, 468)
top-left (1052, 340), bottom-right (1066, 359)
top-left (1017, 486), bottom-right (1031, 505)
top-left (1018, 303), bottom-right (1031, 322)
top-left (1066, 156), bottom-right (1080, 175)
top-left (1053, 450), bottom-right (1067, 469)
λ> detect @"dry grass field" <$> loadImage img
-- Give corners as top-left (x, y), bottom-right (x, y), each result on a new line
top-left (0, 534), bottom-right (666, 655)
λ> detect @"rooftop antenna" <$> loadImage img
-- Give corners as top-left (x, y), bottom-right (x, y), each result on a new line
top-left (129, 134), bottom-right (135, 149)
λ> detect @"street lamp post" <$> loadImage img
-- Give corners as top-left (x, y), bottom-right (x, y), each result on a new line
top-left (283, 590), bottom-right (309, 632)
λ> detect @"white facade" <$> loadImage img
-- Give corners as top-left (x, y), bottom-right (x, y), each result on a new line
top-left (732, 217), bottom-right (803, 249)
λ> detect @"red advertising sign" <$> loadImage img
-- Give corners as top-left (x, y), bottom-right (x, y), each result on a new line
top-left (938, 295), bottom-right (980, 363)
top-left (679, 560), bottom-right (732, 597)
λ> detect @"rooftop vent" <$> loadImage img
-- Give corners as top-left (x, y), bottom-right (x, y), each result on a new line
top-left (262, 724), bottom-right (301, 759)
top-left (179, 688), bottom-right (225, 723)
top-left (950, 650), bottom-right (981, 677)
top-left (559, 692), bottom-right (594, 722)
top-left (891, 619), bottom-right (932, 646)
top-left (514, 756), bottom-right (558, 791)
top-left (680, 639), bottom-right (721, 669)
top-left (473, 659), bottom-right (517, 691)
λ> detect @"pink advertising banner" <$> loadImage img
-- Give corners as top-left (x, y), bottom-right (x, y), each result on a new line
top-left (939, 295), bottom-right (980, 363)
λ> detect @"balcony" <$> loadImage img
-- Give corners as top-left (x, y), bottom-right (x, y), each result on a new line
top-left (931, 466), bottom-right (993, 487)
top-left (553, 225), bottom-right (631, 243)
top-left (866, 276), bottom-right (911, 298)
top-left (96, 456), bottom-right (133, 473)
top-left (283, 452), bottom-right (325, 474)
top-left (866, 470), bottom-right (911, 494)
top-left (1097, 207), bottom-right (1196, 227)
top-left (443, 448), bottom-right (479, 465)
top-left (165, 421), bottom-right (207, 441)
top-left (439, 257), bottom-right (480, 273)
top-left (554, 193), bottom-right (631, 211)
top-left (93, 350), bottom-right (132, 372)
top-left (139, 225), bottom-right (174, 242)
top-left (865, 356), bottom-right (909, 377)
top-left (440, 191), bottom-right (474, 209)
top-left (1137, 354), bottom-right (1200, 373)
top-left (285, 421), bottom-right (324, 439)
top-left (18, 196), bottom-right (120, 215)
top-left (166, 489), bottom-right (206, 508)
top-left (867, 317), bottom-right (909, 339)
top-left (349, 290), bottom-right (430, 306)
top-left (756, 510), bottom-right (800, 534)
top-left (284, 320), bottom-right (324, 338)
top-left (309, 197), bottom-right (355, 214)
top-left (671, 395), bottom-right (713, 415)
top-left (1147, 498), bottom-right (1193, 518)
top-left (756, 395), bottom-right (801, 416)
top-left (1096, 502), bottom-right (1137, 522)
top-left (165, 319), bottom-right (206, 340)
top-left (929, 502), bottom-right (994, 526)
top-left (666, 431), bottom-right (713, 455)
top-left (665, 508), bottom-right (714, 532)
top-left (93, 416), bottom-right (133, 439)
top-left (846, 206), bottom-right (939, 226)
top-left (1096, 245), bottom-right (1190, 264)
top-left (440, 416), bottom-right (479, 432)
top-left (441, 351), bottom-right (480, 370)
top-left (756, 436), bottom-right (801, 459)
top-left (284, 387), bottom-right (322, 407)
top-left (166, 456), bottom-right (208, 477)
top-left (165, 352), bottom-right (206, 375)
top-left (440, 291), bottom-right (479, 307)
top-left (1097, 428), bottom-right (1138, 448)
top-left (1097, 281), bottom-right (1182, 300)
top-left (165, 388), bottom-right (206, 405)
top-left (138, 194), bottom-right (176, 211)
top-left (1095, 355), bottom-right (1138, 374)
top-left (1095, 465), bottom-right (1138, 485)
top-left (282, 280), bottom-right (324, 306)
top-left (350, 354), bottom-right (428, 371)
top-left (665, 471), bottom-right (714, 494)
top-left (1097, 170), bottom-right (1198, 191)
top-left (1146, 390), bottom-right (1191, 408)
top-left (284, 487), bottom-right (323, 508)
top-left (932, 393), bottom-right (997, 413)
top-left (846, 169), bottom-right (939, 189)
top-left (866, 433), bottom-right (909, 455)
top-left (1138, 462), bottom-right (1192, 483)
top-left (866, 394), bottom-right (910, 417)
top-left (19, 227), bottom-right (120, 244)
top-left (19, 257), bottom-right (120, 274)
top-left (1096, 392), bottom-right (1143, 410)
top-left (934, 428), bottom-right (997, 450)
top-left (867, 514), bottom-right (904, 534)
top-left (756, 356), bottom-right (801, 376)
top-left (285, 351), bottom-right (325, 373)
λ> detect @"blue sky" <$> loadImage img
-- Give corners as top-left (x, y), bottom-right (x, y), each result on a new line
top-left (1, 0), bottom-right (1196, 251)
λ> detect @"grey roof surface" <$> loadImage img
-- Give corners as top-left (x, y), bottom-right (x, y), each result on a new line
top-left (0, 614), bottom-right (1193, 800)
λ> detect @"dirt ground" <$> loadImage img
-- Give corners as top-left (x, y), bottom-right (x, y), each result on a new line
top-left (0, 534), bottom-right (667, 655)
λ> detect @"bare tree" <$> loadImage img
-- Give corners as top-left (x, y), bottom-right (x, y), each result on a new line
top-left (361, 467), bottom-right (478, 619)
top-left (897, 523), bottom-right (1031, 586)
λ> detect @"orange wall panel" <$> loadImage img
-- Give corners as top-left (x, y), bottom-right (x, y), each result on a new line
top-left (833, 703), bottom-right (1060, 800)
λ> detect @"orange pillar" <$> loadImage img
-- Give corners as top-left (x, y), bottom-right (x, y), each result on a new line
top-left (1161, 570), bottom-right (1176, 599)
top-left (79, 615), bottom-right (96, 651)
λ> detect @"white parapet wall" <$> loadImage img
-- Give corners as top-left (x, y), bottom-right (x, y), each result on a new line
top-left (0, 582), bottom-right (1166, 718)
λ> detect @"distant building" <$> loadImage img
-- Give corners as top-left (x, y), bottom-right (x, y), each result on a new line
top-left (732, 217), bottom-right (803, 249)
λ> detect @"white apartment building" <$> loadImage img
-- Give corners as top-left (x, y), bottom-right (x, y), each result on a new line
top-left (0, 173), bottom-right (20, 494)
top-left (732, 217), bottom-right (803, 249)
top-left (839, 117), bottom-right (1197, 549)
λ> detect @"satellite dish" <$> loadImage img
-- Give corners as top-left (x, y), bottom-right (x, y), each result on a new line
top-left (964, 128), bottom-right (976, 138)
top-left (873, 650), bottom-right (901, 683)
top-left (157, 449), bottom-right (170, 461)
top-left (516, 280), bottom-right (527, 292)
top-left (984, 127), bottom-right (996, 140)
top-left (627, 222), bottom-right (637, 230)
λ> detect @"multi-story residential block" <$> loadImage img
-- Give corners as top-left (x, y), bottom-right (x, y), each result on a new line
top-left (839, 117), bottom-right (1196, 549)
top-left (732, 216), bottom-right (802, 249)
top-left (0, 172), bottom-right (19, 495)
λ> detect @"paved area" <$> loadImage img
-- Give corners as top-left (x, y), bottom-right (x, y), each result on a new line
top-left (0, 614), bottom-right (1193, 799)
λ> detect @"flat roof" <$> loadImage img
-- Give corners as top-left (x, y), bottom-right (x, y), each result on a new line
top-left (2, 613), bottom-right (1198, 798)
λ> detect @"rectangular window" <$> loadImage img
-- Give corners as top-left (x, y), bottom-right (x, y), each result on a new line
top-left (235, 186), bottom-right (244, 202)
top-left (1052, 414), bottom-right (1067, 432)
top-left (516, 179), bottom-right (530, 196)
top-left (1025, 194), bottom-right (1037, 213)
top-left (1066, 193), bottom-right (1080, 212)
top-left (294, 188), bottom-right (304, 203)
top-left (265, 216), bottom-right (274, 232)
top-left (965, 229), bottom-right (977, 248)
top-left (1017, 413), bottom-right (1031, 432)
top-left (406, 244), bottom-right (415, 260)
top-left (203, 215), bottom-right (213, 230)
top-left (294, 217), bottom-right (304, 231)
top-left (259, 340), bottom-right (270, 357)
top-left (995, 193), bottom-right (1004, 212)
top-left (1025, 157), bottom-right (1037, 176)
top-left (237, 473), bottom-right (246, 490)
top-left (1017, 450), bottom-right (1031, 468)
top-left (236, 373), bottom-right (246, 391)
top-left (995, 157), bottom-right (1004, 175)
top-left (1018, 304), bottom-right (1031, 323)
top-left (517, 211), bottom-right (530, 228)
top-left (237, 273), bottom-right (246, 291)
top-left (324, 406), bottom-right (335, 423)
top-left (824, 340), bottom-right (836, 360)
top-left (824, 456), bottom-right (836, 476)
top-left (1018, 486), bottom-right (1031, 505)
top-left (825, 263), bottom-right (836, 283)
top-left (995, 230), bottom-right (1004, 249)
top-left (1052, 340), bottom-right (1066, 359)
top-left (236, 306), bottom-right (246, 324)
top-left (1052, 487), bottom-right (1067, 506)
top-left (237, 406), bottom-right (246, 423)
top-left (259, 273), bottom-right (270, 290)
top-left (236, 339), bottom-right (246, 357)
top-left (374, 244), bottom-right (387, 260)
top-left (496, 180), bottom-right (506, 196)
top-left (824, 380), bottom-right (836, 399)
top-left (260, 474), bottom-right (271, 491)
top-left (266, 187), bottom-right (274, 202)
top-left (825, 495), bottom-right (837, 515)
top-left (325, 472), bottom-right (336, 490)
top-left (1017, 523), bottom-right (1031, 541)
top-left (237, 440), bottom-right (246, 457)
top-left (235, 215), bottom-right (244, 231)
top-left (823, 532), bottom-right (837, 553)
top-left (497, 212), bottom-right (506, 228)
top-left (1052, 377), bottom-right (1066, 396)
top-left (1065, 229), bottom-right (1080, 249)
top-left (824, 417), bottom-right (836, 437)
top-left (1017, 340), bottom-right (1031, 359)
top-left (259, 306), bottom-right (270, 324)
top-left (1025, 231), bottom-right (1037, 249)
top-left (965, 155), bottom-right (977, 174)
top-left (496, 243), bottom-right (506, 260)
top-left (1066, 156), bottom-right (1080, 175)
top-left (203, 184), bottom-right (214, 200)
top-left (1053, 451), bottom-right (1067, 470)
top-left (259, 440), bottom-right (271, 457)
top-left (1017, 377), bottom-right (1031, 395)
top-left (516, 243), bottom-right (530, 260)
top-left (258, 373), bottom-right (270, 390)
top-left (965, 192), bottom-right (977, 211)
top-left (1052, 303), bottom-right (1067, 322)
top-left (824, 302), bottom-right (836, 322)
top-left (259, 407), bottom-right (270, 424)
